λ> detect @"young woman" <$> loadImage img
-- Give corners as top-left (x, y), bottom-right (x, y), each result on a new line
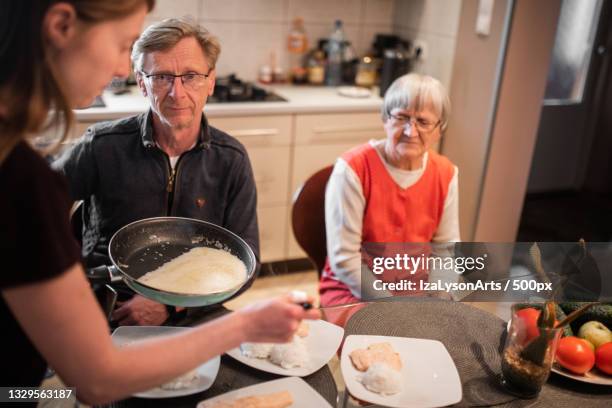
top-left (0, 1), bottom-right (318, 404)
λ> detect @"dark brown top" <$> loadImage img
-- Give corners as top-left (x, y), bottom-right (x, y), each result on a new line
top-left (0, 141), bottom-right (81, 387)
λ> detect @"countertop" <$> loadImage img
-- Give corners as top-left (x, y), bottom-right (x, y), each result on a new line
top-left (75, 85), bottom-right (383, 121)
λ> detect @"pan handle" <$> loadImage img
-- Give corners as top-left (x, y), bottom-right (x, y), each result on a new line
top-left (86, 265), bottom-right (123, 284)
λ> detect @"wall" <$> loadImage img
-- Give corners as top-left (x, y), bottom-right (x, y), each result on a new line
top-left (392, 0), bottom-right (462, 88)
top-left (473, 0), bottom-right (561, 241)
top-left (440, 0), bottom-right (513, 241)
top-left (146, 0), bottom-right (395, 81)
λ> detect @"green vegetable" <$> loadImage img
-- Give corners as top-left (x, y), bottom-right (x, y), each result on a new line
top-left (559, 302), bottom-right (612, 332)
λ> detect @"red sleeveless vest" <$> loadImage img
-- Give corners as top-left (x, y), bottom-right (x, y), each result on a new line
top-left (319, 143), bottom-right (455, 306)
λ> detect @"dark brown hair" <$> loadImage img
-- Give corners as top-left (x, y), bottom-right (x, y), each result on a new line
top-left (0, 0), bottom-right (155, 163)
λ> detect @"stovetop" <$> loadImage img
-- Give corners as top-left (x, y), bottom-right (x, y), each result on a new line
top-left (209, 74), bottom-right (287, 103)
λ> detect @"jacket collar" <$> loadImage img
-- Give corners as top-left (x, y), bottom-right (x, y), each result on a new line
top-left (140, 109), bottom-right (212, 150)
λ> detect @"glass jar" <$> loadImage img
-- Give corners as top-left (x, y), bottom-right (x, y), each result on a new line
top-left (499, 305), bottom-right (562, 398)
top-left (307, 50), bottom-right (326, 85)
top-left (355, 56), bottom-right (377, 87)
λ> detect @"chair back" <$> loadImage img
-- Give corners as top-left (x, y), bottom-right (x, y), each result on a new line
top-left (291, 166), bottom-right (333, 275)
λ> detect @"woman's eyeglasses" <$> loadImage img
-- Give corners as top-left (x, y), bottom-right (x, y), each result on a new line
top-left (389, 113), bottom-right (440, 132)
top-left (141, 70), bottom-right (211, 92)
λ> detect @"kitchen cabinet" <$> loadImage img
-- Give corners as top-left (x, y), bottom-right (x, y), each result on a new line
top-left (208, 115), bottom-right (292, 262)
top-left (211, 112), bottom-right (383, 261)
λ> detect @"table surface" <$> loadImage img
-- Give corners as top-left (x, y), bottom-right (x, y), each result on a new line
top-left (339, 300), bottom-right (612, 408)
top-left (101, 301), bottom-right (612, 408)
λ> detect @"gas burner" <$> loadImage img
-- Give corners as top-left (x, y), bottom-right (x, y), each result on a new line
top-left (209, 74), bottom-right (286, 103)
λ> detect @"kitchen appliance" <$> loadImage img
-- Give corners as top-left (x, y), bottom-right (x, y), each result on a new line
top-left (211, 74), bottom-right (286, 103)
top-left (372, 34), bottom-right (404, 58)
top-left (379, 46), bottom-right (413, 97)
top-left (369, 34), bottom-right (418, 97)
top-left (87, 217), bottom-right (257, 307)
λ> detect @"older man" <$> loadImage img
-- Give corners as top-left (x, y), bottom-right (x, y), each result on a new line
top-left (54, 18), bottom-right (259, 326)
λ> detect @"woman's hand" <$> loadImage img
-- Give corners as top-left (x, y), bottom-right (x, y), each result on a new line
top-left (238, 294), bottom-right (320, 343)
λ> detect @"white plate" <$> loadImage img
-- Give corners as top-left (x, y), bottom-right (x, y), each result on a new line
top-left (337, 86), bottom-right (372, 98)
top-left (111, 326), bottom-right (220, 398)
top-left (552, 363), bottom-right (612, 385)
top-left (226, 319), bottom-right (344, 377)
top-left (196, 377), bottom-right (332, 408)
top-left (341, 335), bottom-right (462, 408)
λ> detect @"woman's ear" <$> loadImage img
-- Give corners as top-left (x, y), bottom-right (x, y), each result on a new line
top-left (42, 2), bottom-right (78, 50)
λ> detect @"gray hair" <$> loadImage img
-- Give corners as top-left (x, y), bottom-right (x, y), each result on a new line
top-left (131, 17), bottom-right (221, 72)
top-left (381, 73), bottom-right (451, 131)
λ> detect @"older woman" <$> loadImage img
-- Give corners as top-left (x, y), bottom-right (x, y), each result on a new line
top-left (320, 73), bottom-right (460, 306)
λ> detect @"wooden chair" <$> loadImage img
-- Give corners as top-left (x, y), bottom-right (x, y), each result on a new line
top-left (291, 166), bottom-right (334, 275)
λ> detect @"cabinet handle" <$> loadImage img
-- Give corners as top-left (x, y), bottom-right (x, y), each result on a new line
top-left (313, 125), bottom-right (380, 134)
top-left (230, 128), bottom-right (279, 137)
top-left (310, 125), bottom-right (381, 143)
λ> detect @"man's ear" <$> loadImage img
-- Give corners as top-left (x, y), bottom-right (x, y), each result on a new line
top-left (207, 69), bottom-right (216, 97)
top-left (136, 71), bottom-right (148, 96)
top-left (42, 2), bottom-right (78, 51)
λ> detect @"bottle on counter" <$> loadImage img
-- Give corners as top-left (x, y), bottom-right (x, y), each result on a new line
top-left (325, 20), bottom-right (345, 86)
top-left (288, 17), bottom-right (308, 84)
top-left (258, 65), bottom-right (273, 84)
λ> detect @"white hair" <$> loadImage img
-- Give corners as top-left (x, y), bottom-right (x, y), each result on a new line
top-left (381, 73), bottom-right (451, 131)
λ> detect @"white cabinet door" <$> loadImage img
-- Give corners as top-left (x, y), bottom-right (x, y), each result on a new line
top-left (288, 143), bottom-right (364, 259)
top-left (209, 115), bottom-right (293, 262)
top-left (248, 146), bottom-right (290, 206)
top-left (294, 112), bottom-right (381, 145)
top-left (209, 115), bottom-right (292, 147)
top-left (258, 205), bottom-right (288, 262)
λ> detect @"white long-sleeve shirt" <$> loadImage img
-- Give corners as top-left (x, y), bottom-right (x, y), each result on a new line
top-left (324, 140), bottom-right (460, 298)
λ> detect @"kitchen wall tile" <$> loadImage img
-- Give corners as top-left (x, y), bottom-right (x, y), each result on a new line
top-left (137, 0), bottom-right (460, 90)
top-left (358, 23), bottom-right (394, 55)
top-left (364, 0), bottom-right (395, 25)
top-left (288, 0), bottom-right (362, 24)
top-left (408, 30), bottom-right (458, 89)
top-left (200, 0), bottom-right (286, 22)
top-left (202, 20), bottom-right (287, 81)
top-left (149, 0), bottom-right (200, 19)
top-left (392, 22), bottom-right (412, 40)
top-left (393, 0), bottom-right (424, 31)
top-left (303, 22), bottom-right (361, 52)
top-left (394, 0), bottom-right (461, 38)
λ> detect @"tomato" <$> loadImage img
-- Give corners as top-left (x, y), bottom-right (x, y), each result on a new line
top-left (516, 308), bottom-right (541, 343)
top-left (556, 336), bottom-right (596, 375)
top-left (595, 342), bottom-right (612, 375)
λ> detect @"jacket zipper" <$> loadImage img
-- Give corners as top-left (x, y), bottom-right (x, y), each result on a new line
top-left (165, 154), bottom-right (186, 216)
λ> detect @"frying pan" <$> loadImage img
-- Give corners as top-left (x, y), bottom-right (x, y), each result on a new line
top-left (86, 217), bottom-right (256, 307)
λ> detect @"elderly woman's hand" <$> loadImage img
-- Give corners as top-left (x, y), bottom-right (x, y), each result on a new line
top-left (237, 294), bottom-right (320, 343)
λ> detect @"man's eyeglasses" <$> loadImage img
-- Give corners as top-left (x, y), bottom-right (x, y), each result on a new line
top-left (141, 70), bottom-right (211, 91)
top-left (389, 113), bottom-right (440, 132)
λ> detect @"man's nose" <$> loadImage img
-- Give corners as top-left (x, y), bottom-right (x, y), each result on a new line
top-left (168, 77), bottom-right (186, 98)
